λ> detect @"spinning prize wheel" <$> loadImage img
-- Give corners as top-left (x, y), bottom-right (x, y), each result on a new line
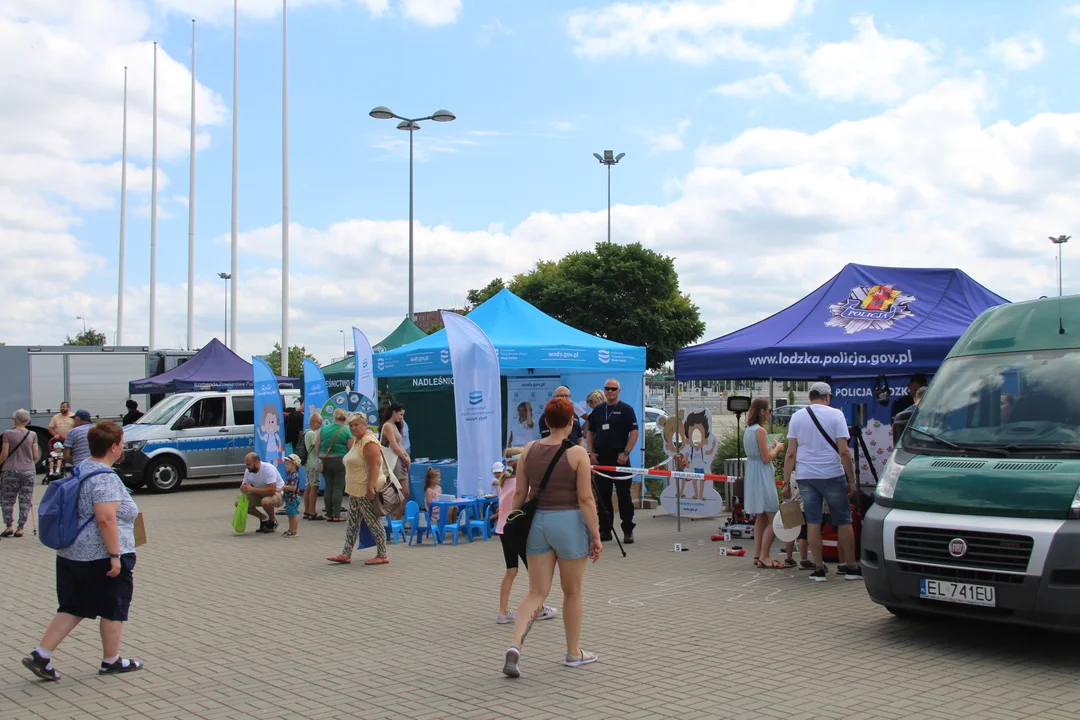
top-left (321, 391), bottom-right (379, 426)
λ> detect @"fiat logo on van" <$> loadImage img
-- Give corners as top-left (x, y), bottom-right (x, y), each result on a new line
top-left (948, 538), bottom-right (968, 558)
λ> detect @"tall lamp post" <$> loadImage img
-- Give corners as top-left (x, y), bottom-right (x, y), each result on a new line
top-left (339, 329), bottom-right (346, 358)
top-left (1050, 235), bottom-right (1070, 297)
top-left (218, 273), bottom-right (232, 346)
top-left (368, 106), bottom-right (456, 321)
top-left (76, 316), bottom-right (87, 335)
top-left (593, 150), bottom-right (625, 244)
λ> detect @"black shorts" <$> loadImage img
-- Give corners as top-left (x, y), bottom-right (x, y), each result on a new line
top-left (499, 534), bottom-right (528, 571)
top-left (799, 524), bottom-right (808, 541)
top-left (56, 554), bottom-right (137, 622)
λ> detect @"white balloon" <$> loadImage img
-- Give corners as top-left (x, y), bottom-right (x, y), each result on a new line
top-left (772, 511), bottom-right (801, 543)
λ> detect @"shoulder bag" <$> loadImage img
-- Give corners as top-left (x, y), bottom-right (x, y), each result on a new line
top-left (317, 425), bottom-right (345, 474)
top-left (501, 439), bottom-right (574, 557)
top-left (805, 407), bottom-right (839, 453)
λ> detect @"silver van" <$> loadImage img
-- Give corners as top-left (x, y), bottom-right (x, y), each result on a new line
top-left (116, 389), bottom-right (300, 492)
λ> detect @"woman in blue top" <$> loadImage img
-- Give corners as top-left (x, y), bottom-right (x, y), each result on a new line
top-left (743, 398), bottom-right (785, 569)
top-left (22, 420), bottom-right (143, 682)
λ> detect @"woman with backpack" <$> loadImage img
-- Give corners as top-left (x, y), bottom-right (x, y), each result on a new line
top-left (22, 420), bottom-right (143, 682)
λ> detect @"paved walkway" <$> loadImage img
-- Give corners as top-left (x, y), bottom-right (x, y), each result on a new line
top-left (2, 481), bottom-right (1079, 720)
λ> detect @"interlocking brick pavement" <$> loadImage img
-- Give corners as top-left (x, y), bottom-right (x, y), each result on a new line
top-left (2, 480), bottom-right (1079, 719)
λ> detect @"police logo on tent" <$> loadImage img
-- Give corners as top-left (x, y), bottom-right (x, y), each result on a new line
top-left (826, 284), bottom-right (917, 334)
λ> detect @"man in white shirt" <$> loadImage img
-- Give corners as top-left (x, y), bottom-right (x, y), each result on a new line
top-left (782, 382), bottom-right (860, 582)
top-left (240, 452), bottom-right (285, 533)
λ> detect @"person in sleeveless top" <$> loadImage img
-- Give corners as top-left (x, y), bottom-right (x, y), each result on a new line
top-left (743, 398), bottom-right (785, 569)
top-left (327, 413), bottom-right (388, 565)
top-left (502, 397), bottom-right (603, 679)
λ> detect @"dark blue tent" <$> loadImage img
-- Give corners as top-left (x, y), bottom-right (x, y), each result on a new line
top-left (129, 338), bottom-right (297, 393)
top-left (676, 264), bottom-right (1008, 381)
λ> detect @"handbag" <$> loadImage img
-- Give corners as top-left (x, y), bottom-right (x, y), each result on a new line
top-left (779, 500), bottom-right (805, 529)
top-left (373, 444), bottom-right (403, 517)
top-left (232, 493), bottom-right (249, 533)
top-left (317, 425), bottom-right (346, 474)
top-left (501, 439), bottom-right (573, 557)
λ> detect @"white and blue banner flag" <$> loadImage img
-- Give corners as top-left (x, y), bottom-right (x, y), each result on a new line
top-left (252, 356), bottom-right (286, 478)
top-left (352, 327), bottom-right (376, 401)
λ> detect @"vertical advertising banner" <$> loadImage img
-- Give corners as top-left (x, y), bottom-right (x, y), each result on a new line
top-left (252, 356), bottom-right (286, 479)
top-left (506, 377), bottom-right (560, 447)
top-left (302, 358), bottom-right (330, 432)
top-left (352, 327), bottom-right (376, 401)
top-left (442, 311), bottom-right (501, 498)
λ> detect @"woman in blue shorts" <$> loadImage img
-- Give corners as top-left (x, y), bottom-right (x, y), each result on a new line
top-left (502, 397), bottom-right (603, 679)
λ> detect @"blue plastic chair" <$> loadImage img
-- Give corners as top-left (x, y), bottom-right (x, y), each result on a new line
top-left (384, 514), bottom-right (407, 544)
top-left (466, 500), bottom-right (494, 542)
top-left (406, 501), bottom-right (436, 545)
top-left (436, 504), bottom-right (467, 546)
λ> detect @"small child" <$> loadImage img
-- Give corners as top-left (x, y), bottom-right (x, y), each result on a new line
top-left (495, 448), bottom-right (557, 625)
top-left (783, 475), bottom-right (813, 569)
top-left (47, 442), bottom-right (65, 480)
top-left (424, 468), bottom-right (443, 526)
top-left (282, 454), bottom-right (301, 538)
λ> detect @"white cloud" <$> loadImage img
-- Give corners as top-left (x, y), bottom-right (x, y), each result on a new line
top-left (478, 17), bottom-right (513, 44)
top-left (400, 0), bottom-right (461, 26)
top-left (988, 35), bottom-right (1045, 70)
top-left (642, 120), bottom-right (691, 153)
top-left (801, 15), bottom-right (937, 102)
top-left (713, 72), bottom-right (792, 96)
top-left (566, 0), bottom-right (807, 64)
top-left (1071, 29), bottom-right (1080, 44)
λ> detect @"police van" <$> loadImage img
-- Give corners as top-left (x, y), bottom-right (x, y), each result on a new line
top-left (862, 296), bottom-right (1080, 630)
top-left (116, 388), bottom-right (300, 492)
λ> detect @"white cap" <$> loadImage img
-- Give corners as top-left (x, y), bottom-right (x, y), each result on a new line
top-left (492, 461), bottom-right (506, 474)
top-left (809, 381), bottom-right (832, 397)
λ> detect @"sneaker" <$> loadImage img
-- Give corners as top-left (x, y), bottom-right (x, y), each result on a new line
top-left (502, 646), bottom-right (521, 678)
top-left (799, 559), bottom-right (815, 570)
top-left (563, 650), bottom-right (599, 668)
top-left (22, 651), bottom-right (60, 682)
top-left (536, 605), bottom-right (559, 621)
top-left (99, 657), bottom-right (143, 675)
top-left (623, 531), bottom-right (635, 545)
top-left (255, 520), bottom-right (271, 534)
top-left (809, 565), bottom-right (828, 582)
top-left (496, 611), bottom-right (516, 625)
top-left (842, 564), bottom-right (863, 581)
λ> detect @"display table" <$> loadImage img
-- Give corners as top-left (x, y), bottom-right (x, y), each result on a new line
top-left (408, 461), bottom-right (458, 504)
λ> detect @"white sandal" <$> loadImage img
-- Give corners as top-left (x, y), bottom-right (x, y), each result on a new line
top-left (563, 650), bottom-right (598, 667)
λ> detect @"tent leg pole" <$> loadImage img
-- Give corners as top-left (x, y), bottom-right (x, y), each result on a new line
top-left (768, 377), bottom-right (774, 433)
top-left (674, 380), bottom-right (681, 533)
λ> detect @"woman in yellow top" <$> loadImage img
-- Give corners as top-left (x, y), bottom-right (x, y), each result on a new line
top-left (327, 413), bottom-right (388, 565)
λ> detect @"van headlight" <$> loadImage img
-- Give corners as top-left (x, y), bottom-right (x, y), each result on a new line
top-left (123, 440), bottom-right (146, 452)
top-left (876, 455), bottom-right (905, 500)
top-left (1070, 485), bottom-right (1080, 520)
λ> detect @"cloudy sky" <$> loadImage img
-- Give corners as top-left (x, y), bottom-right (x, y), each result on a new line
top-left (3, 0), bottom-right (1078, 365)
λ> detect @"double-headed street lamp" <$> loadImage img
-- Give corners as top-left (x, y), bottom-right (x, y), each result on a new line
top-left (1050, 235), bottom-right (1070, 297)
top-left (369, 106), bottom-right (456, 322)
top-left (593, 150), bottom-right (625, 244)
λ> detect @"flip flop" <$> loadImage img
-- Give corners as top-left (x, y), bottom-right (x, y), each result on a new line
top-left (752, 556), bottom-right (762, 567)
top-left (363, 556), bottom-right (389, 566)
top-left (13, 530), bottom-right (24, 538)
top-left (327, 555), bottom-right (352, 564)
top-left (563, 650), bottom-right (599, 668)
top-left (760, 558), bottom-right (784, 569)
top-left (1, 530), bottom-right (13, 537)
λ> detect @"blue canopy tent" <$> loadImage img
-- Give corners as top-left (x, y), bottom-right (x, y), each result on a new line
top-left (129, 338), bottom-right (297, 394)
top-left (375, 289), bottom-right (647, 482)
top-left (675, 264), bottom-right (1008, 482)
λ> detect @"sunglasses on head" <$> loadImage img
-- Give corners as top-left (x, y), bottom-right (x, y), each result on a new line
top-left (604, 387), bottom-right (619, 391)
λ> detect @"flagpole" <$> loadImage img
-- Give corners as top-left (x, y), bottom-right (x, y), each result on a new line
top-left (230, 0), bottom-right (239, 350)
top-left (187, 19), bottom-right (197, 350)
top-left (149, 41), bottom-right (159, 350)
top-left (117, 66), bottom-right (128, 346)
top-left (281, 0), bottom-right (290, 376)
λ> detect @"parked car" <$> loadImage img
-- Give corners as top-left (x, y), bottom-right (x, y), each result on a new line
top-left (116, 388), bottom-right (300, 493)
top-left (644, 406), bottom-right (668, 434)
top-left (771, 404), bottom-right (808, 424)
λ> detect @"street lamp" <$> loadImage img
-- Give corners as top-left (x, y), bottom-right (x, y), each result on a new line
top-left (1050, 235), bottom-right (1070, 297)
top-left (340, 329), bottom-right (346, 357)
top-left (76, 316), bottom-right (87, 334)
top-left (369, 105), bottom-right (456, 321)
top-left (218, 272), bottom-right (232, 346)
top-left (593, 150), bottom-right (625, 244)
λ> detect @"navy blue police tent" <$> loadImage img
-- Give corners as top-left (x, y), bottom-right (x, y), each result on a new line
top-left (129, 338), bottom-right (297, 393)
top-left (675, 264), bottom-right (1008, 381)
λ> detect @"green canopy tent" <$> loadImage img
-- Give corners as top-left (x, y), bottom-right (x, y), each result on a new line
top-left (320, 318), bottom-right (426, 393)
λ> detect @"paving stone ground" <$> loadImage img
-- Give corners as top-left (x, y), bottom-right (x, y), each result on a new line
top-left (2, 479), bottom-right (1079, 720)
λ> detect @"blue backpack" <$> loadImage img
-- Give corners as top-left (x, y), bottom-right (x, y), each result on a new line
top-left (38, 466), bottom-right (113, 550)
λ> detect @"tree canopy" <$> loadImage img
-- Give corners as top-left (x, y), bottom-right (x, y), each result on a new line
top-left (468, 243), bottom-right (704, 370)
top-left (266, 343), bottom-right (317, 377)
top-left (64, 329), bottom-right (108, 346)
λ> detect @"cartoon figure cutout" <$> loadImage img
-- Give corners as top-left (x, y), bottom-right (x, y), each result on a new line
top-left (657, 408), bottom-right (724, 518)
top-left (258, 404), bottom-right (284, 470)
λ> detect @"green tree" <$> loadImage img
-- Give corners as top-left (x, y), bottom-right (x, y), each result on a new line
top-left (470, 243), bottom-right (705, 370)
top-left (64, 329), bottom-right (107, 346)
top-left (424, 323), bottom-right (444, 335)
top-left (466, 278), bottom-right (506, 309)
top-left (788, 389), bottom-right (796, 406)
top-left (266, 343), bottom-right (317, 377)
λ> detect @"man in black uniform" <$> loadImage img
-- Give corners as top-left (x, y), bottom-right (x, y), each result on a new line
top-left (539, 386), bottom-right (585, 447)
top-left (122, 399), bottom-right (144, 426)
top-left (890, 374), bottom-right (927, 422)
top-left (587, 378), bottom-right (639, 544)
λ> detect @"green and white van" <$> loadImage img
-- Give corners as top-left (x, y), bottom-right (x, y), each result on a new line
top-left (862, 295), bottom-right (1080, 629)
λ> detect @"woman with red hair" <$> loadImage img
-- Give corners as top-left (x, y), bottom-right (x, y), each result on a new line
top-left (502, 396), bottom-right (603, 679)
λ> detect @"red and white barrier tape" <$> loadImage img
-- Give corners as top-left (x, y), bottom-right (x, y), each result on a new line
top-left (592, 465), bottom-right (731, 482)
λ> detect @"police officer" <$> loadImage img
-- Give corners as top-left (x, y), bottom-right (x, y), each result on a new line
top-left (539, 386), bottom-right (585, 447)
top-left (586, 379), bottom-right (639, 544)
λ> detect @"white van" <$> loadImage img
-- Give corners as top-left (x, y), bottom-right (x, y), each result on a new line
top-left (116, 388), bottom-right (300, 492)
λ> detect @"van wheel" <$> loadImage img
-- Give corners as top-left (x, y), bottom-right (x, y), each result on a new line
top-left (145, 457), bottom-right (184, 493)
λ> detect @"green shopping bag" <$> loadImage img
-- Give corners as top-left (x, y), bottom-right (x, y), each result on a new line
top-left (232, 493), bottom-right (249, 533)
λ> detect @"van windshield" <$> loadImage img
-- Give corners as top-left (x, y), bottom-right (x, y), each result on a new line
top-left (136, 395), bottom-right (192, 425)
top-left (905, 349), bottom-right (1080, 457)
